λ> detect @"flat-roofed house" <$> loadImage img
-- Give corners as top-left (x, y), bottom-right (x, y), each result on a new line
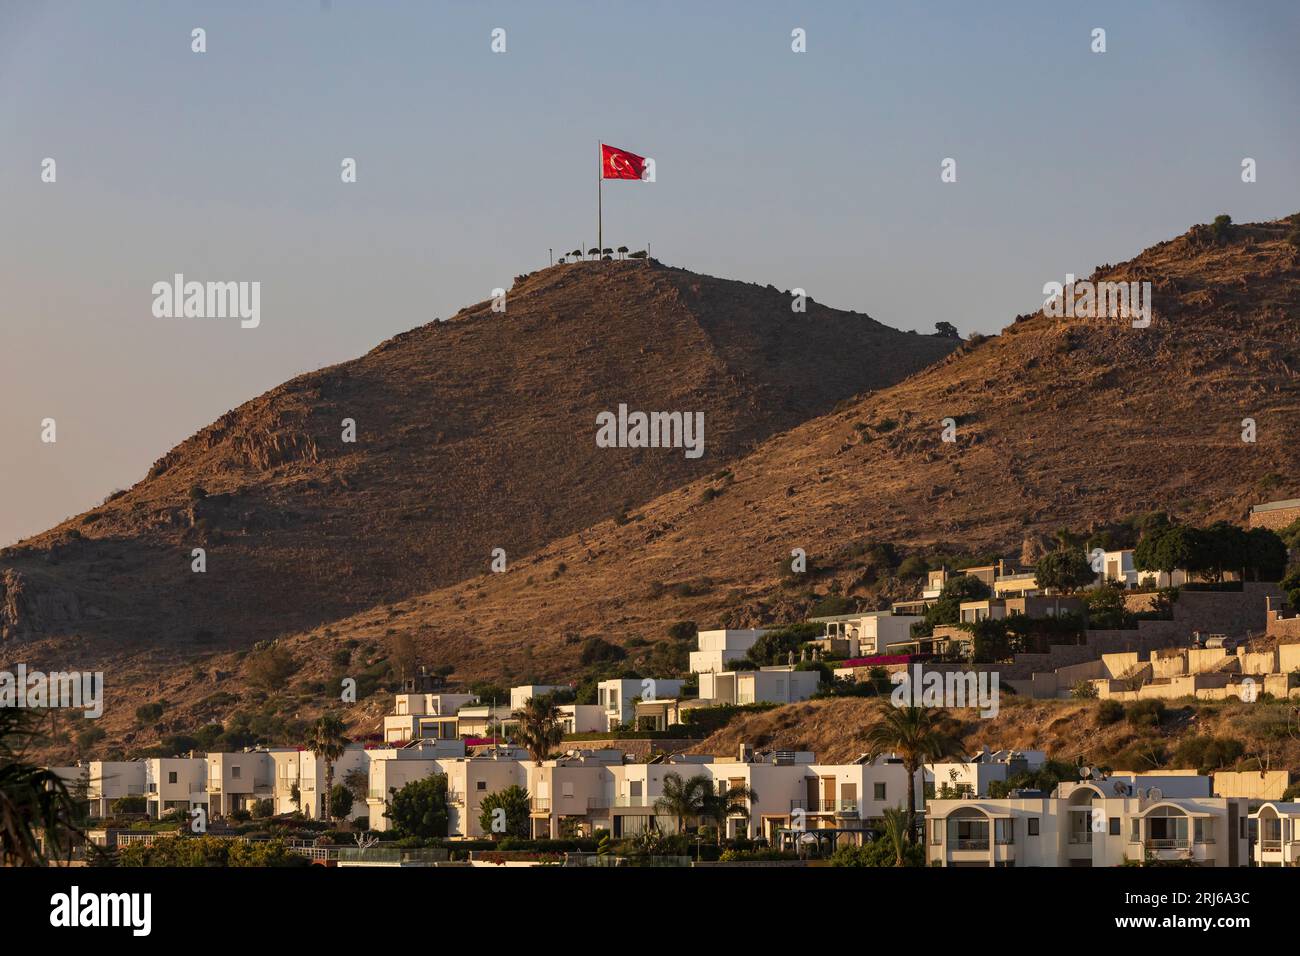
top-left (689, 629), bottom-right (768, 673)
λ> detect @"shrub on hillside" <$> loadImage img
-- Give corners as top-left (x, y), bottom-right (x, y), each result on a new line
top-left (1125, 699), bottom-right (1166, 728)
top-left (1097, 699), bottom-right (1125, 726)
top-left (1170, 735), bottom-right (1244, 773)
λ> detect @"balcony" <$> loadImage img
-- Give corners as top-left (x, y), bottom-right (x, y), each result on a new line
top-left (530, 798), bottom-right (552, 813)
top-left (1145, 839), bottom-right (1190, 850)
top-left (612, 796), bottom-right (654, 808)
top-left (789, 799), bottom-right (857, 814)
top-left (953, 839), bottom-right (989, 851)
top-left (1068, 832), bottom-right (1093, 845)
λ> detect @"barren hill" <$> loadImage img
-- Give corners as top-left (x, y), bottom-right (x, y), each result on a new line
top-left (13, 216), bottom-right (1300, 764)
top-left (0, 260), bottom-right (954, 656)
top-left (255, 215), bottom-right (1300, 692)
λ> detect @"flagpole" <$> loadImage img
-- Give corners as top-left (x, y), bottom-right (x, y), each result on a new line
top-left (597, 141), bottom-right (602, 259)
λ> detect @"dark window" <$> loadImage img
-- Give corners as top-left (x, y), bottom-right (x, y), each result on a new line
top-left (1027, 817), bottom-right (1039, 836)
top-left (873, 783), bottom-right (886, 800)
top-left (168, 772), bottom-right (178, 785)
top-left (1109, 817), bottom-right (1120, 836)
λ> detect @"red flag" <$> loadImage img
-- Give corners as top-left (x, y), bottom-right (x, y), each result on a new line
top-left (602, 143), bottom-right (647, 180)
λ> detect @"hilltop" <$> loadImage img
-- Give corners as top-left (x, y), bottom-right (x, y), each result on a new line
top-left (0, 259), bottom-right (954, 656)
top-left (11, 215), bottom-right (1300, 762)
top-left (257, 215), bottom-right (1300, 696)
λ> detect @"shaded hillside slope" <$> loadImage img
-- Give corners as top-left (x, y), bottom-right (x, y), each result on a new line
top-left (0, 260), bottom-right (955, 654)
top-left (260, 216), bottom-right (1300, 688)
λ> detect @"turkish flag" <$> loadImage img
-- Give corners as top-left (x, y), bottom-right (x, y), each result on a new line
top-left (602, 143), bottom-right (647, 180)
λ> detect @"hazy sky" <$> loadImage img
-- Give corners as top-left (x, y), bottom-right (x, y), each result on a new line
top-left (2, 0), bottom-right (1298, 546)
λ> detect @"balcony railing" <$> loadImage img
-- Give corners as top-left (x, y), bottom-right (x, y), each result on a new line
top-left (953, 839), bottom-right (989, 851)
top-left (1260, 839), bottom-right (1282, 851)
top-left (530, 798), bottom-right (551, 812)
top-left (1068, 832), bottom-right (1093, 845)
top-left (612, 796), bottom-right (654, 808)
top-left (1145, 838), bottom-right (1190, 850)
top-left (790, 799), bottom-right (857, 814)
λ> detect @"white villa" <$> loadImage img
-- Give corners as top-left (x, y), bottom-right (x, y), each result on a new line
top-left (927, 775), bottom-right (1251, 867)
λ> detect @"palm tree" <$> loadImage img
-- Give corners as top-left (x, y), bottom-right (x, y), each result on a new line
top-left (0, 710), bottom-right (86, 865)
top-left (306, 714), bottom-right (348, 823)
top-left (703, 781), bottom-right (758, 845)
top-left (652, 772), bottom-right (712, 836)
top-left (513, 696), bottom-right (564, 765)
top-left (569, 248), bottom-right (582, 261)
top-left (601, 247), bottom-right (613, 260)
top-left (587, 247), bottom-right (599, 260)
top-left (616, 245), bottom-right (628, 260)
top-left (864, 702), bottom-right (959, 844)
top-left (879, 806), bottom-right (910, 866)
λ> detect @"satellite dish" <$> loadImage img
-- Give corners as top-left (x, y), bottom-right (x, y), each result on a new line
top-left (1147, 787), bottom-right (1163, 801)
top-left (1112, 781), bottom-right (1129, 796)
top-left (1080, 766), bottom-right (1093, 780)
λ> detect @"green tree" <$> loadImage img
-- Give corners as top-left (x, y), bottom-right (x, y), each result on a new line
top-left (1282, 564), bottom-right (1300, 611)
top-left (653, 772), bottom-right (713, 835)
top-left (1136, 524), bottom-right (1198, 583)
top-left (934, 321), bottom-right (960, 339)
top-left (513, 695), bottom-right (564, 765)
top-left (746, 623), bottom-right (822, 666)
top-left (478, 784), bottom-right (531, 839)
top-left (306, 714), bottom-right (349, 823)
top-left (328, 784), bottom-right (354, 820)
top-left (915, 572), bottom-right (990, 636)
top-left (1034, 549), bottom-right (1095, 593)
top-left (1080, 582), bottom-right (1132, 629)
top-left (385, 774), bottom-right (449, 838)
top-left (864, 703), bottom-right (960, 843)
top-left (0, 711), bottom-right (87, 865)
top-left (1244, 527), bottom-right (1287, 581)
top-left (702, 781), bottom-right (758, 844)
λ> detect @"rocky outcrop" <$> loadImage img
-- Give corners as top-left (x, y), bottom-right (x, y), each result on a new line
top-left (0, 568), bottom-right (82, 642)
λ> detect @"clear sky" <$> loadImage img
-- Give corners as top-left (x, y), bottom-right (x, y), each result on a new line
top-left (2, 0), bottom-right (1298, 546)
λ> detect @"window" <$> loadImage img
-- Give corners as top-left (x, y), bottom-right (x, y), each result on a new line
top-left (562, 782), bottom-right (575, 797)
top-left (874, 782), bottom-right (886, 800)
top-left (1109, 817), bottom-right (1120, 836)
top-left (231, 766), bottom-right (241, 779)
top-left (475, 780), bottom-right (487, 791)
top-left (1027, 817), bottom-right (1039, 836)
top-left (168, 772), bottom-right (178, 785)
top-left (931, 819), bottom-right (943, 843)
